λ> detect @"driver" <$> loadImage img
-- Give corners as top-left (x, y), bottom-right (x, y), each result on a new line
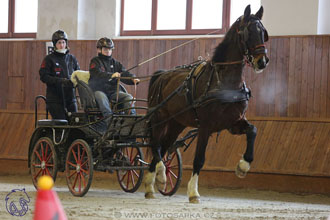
top-left (89, 37), bottom-right (140, 117)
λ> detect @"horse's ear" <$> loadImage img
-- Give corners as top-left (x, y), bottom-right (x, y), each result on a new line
top-left (255, 6), bottom-right (264, 20)
top-left (243, 5), bottom-right (251, 22)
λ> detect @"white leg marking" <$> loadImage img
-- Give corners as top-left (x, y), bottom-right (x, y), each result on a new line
top-left (144, 171), bottom-right (156, 198)
top-left (187, 173), bottom-right (200, 199)
top-left (235, 158), bottom-right (250, 178)
top-left (155, 161), bottom-right (166, 191)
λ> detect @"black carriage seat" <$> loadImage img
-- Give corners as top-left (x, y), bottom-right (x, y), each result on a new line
top-left (37, 119), bottom-right (68, 126)
top-left (71, 71), bottom-right (100, 113)
top-left (34, 95), bottom-right (69, 127)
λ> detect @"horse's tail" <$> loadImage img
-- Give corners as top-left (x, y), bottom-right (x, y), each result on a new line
top-left (148, 70), bottom-right (165, 93)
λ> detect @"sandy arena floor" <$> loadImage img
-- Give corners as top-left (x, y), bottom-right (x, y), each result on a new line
top-left (0, 174), bottom-right (330, 220)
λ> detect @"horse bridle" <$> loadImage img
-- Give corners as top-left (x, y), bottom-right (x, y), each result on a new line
top-left (237, 16), bottom-right (268, 66)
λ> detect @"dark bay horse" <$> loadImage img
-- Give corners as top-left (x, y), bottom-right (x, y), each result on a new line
top-left (145, 5), bottom-right (269, 203)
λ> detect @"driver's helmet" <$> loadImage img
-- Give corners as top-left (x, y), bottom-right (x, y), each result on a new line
top-left (97, 37), bottom-right (114, 49)
top-left (52, 30), bottom-right (68, 47)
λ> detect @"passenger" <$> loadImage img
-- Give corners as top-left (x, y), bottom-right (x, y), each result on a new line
top-left (39, 30), bottom-right (80, 119)
top-left (89, 37), bottom-right (140, 117)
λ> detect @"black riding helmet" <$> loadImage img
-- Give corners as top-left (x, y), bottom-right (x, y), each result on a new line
top-left (52, 30), bottom-right (68, 47)
top-left (97, 37), bottom-right (114, 49)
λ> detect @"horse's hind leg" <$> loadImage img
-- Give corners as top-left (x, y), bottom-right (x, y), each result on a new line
top-left (187, 128), bottom-right (210, 204)
top-left (145, 146), bottom-right (162, 199)
top-left (156, 120), bottom-right (185, 188)
top-left (145, 120), bottom-right (184, 199)
top-left (229, 119), bottom-right (257, 178)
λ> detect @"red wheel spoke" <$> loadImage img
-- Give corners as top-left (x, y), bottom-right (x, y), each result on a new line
top-left (45, 143), bottom-right (49, 160)
top-left (80, 149), bottom-right (86, 164)
top-left (81, 158), bottom-right (88, 167)
top-left (126, 170), bottom-right (131, 188)
top-left (167, 153), bottom-right (176, 164)
top-left (45, 167), bottom-right (51, 176)
top-left (45, 152), bottom-right (53, 163)
top-left (129, 148), bottom-right (134, 160)
top-left (77, 145), bottom-right (81, 163)
top-left (67, 161), bottom-right (77, 168)
top-left (125, 148), bottom-right (130, 158)
top-left (80, 167), bottom-right (88, 175)
top-left (119, 171), bottom-right (128, 182)
top-left (32, 163), bottom-right (41, 167)
top-left (168, 172), bottom-right (174, 188)
top-left (33, 169), bottom-right (42, 180)
top-left (130, 170), bottom-right (135, 187)
top-left (78, 174), bottom-right (82, 193)
top-left (41, 142), bottom-right (45, 160)
top-left (169, 169), bottom-right (178, 179)
top-left (68, 170), bottom-right (76, 178)
top-left (130, 152), bottom-right (138, 164)
top-left (45, 163), bottom-right (54, 167)
top-left (80, 172), bottom-right (86, 188)
top-left (132, 169), bottom-right (139, 178)
top-left (34, 150), bottom-right (42, 162)
top-left (71, 148), bottom-right (78, 163)
top-left (72, 172), bottom-right (79, 189)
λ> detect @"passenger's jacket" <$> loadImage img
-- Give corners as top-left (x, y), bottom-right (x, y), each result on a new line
top-left (39, 51), bottom-right (80, 103)
top-left (89, 54), bottom-right (135, 95)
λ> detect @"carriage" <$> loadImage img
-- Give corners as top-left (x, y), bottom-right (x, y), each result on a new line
top-left (27, 74), bottom-right (190, 197)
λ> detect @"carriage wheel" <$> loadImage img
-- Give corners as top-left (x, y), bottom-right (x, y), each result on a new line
top-left (30, 137), bottom-right (58, 189)
top-left (158, 148), bottom-right (182, 196)
top-left (65, 139), bottom-right (93, 197)
top-left (116, 147), bottom-right (144, 193)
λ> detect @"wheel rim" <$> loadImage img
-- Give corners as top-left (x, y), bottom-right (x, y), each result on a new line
top-left (159, 149), bottom-right (182, 196)
top-left (30, 137), bottom-right (57, 189)
top-left (117, 147), bottom-right (144, 193)
top-left (66, 140), bottom-right (93, 197)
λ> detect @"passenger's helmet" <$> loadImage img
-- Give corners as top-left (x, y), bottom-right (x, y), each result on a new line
top-left (52, 30), bottom-right (68, 46)
top-left (97, 37), bottom-right (114, 49)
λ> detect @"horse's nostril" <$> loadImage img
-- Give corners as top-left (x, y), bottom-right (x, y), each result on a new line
top-left (257, 58), bottom-right (266, 69)
top-left (265, 56), bottom-right (269, 64)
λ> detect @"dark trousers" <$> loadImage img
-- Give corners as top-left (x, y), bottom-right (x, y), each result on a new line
top-left (47, 101), bottom-right (77, 119)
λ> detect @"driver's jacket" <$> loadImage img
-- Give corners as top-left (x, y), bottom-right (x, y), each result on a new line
top-left (88, 54), bottom-right (135, 96)
top-left (39, 51), bottom-right (80, 103)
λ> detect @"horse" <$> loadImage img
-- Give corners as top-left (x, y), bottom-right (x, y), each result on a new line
top-left (144, 5), bottom-right (269, 203)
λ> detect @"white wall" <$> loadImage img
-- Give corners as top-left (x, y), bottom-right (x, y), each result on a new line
top-left (261, 0), bottom-right (319, 36)
top-left (317, 0), bottom-right (330, 34)
top-left (95, 0), bottom-right (117, 39)
top-left (37, 0), bottom-right (78, 40)
top-left (77, 0), bottom-right (95, 39)
top-left (37, 0), bottom-right (118, 40)
top-left (37, 0), bottom-right (329, 39)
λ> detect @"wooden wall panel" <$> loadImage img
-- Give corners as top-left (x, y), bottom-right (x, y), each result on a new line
top-left (0, 36), bottom-right (330, 180)
top-left (1, 36), bottom-right (330, 118)
top-left (181, 119), bottom-right (330, 177)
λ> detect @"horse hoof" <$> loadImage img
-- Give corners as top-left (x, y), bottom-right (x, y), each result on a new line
top-left (189, 196), bottom-right (200, 204)
top-left (156, 180), bottom-right (166, 191)
top-left (235, 164), bottom-right (247, 178)
top-left (145, 192), bottom-right (156, 199)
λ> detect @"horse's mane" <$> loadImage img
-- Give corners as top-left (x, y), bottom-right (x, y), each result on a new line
top-left (148, 70), bottom-right (165, 93)
top-left (212, 20), bottom-right (240, 63)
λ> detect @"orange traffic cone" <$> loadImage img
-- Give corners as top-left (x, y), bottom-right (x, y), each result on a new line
top-left (33, 176), bottom-right (67, 220)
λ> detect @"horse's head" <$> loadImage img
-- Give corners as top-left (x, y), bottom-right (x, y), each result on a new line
top-left (237, 5), bottom-right (269, 73)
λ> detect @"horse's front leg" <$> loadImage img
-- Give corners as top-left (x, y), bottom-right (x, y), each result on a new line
top-left (187, 130), bottom-right (209, 204)
top-left (229, 119), bottom-right (257, 178)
